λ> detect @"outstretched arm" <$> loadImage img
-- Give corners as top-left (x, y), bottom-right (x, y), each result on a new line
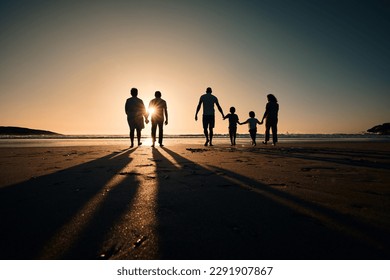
top-left (261, 114), bottom-right (266, 123)
top-left (215, 100), bottom-right (224, 118)
top-left (261, 104), bottom-right (269, 123)
top-left (165, 104), bottom-right (168, 125)
top-left (195, 100), bottom-right (202, 121)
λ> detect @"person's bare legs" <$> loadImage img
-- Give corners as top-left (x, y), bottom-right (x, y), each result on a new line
top-left (130, 128), bottom-right (135, 148)
top-left (271, 124), bottom-right (278, 145)
top-left (209, 127), bottom-right (214, 146)
top-left (136, 128), bottom-right (142, 146)
top-left (203, 128), bottom-right (209, 146)
top-left (158, 122), bottom-right (164, 146)
top-left (151, 122), bottom-right (157, 147)
top-left (263, 124), bottom-right (271, 144)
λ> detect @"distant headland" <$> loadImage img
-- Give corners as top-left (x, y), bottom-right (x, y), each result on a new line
top-left (367, 123), bottom-right (390, 135)
top-left (0, 126), bottom-right (61, 136)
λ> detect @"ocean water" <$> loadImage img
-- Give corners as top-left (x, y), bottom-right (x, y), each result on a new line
top-left (0, 134), bottom-right (389, 148)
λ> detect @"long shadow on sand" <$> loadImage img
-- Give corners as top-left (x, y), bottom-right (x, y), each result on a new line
top-left (0, 148), bottom-right (139, 259)
top-left (152, 147), bottom-right (388, 259)
top-left (252, 146), bottom-right (390, 170)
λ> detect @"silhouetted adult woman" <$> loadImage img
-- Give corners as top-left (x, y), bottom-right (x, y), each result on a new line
top-left (260, 94), bottom-right (279, 145)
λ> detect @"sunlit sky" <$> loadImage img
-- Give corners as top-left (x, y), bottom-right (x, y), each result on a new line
top-left (1, 0), bottom-right (389, 135)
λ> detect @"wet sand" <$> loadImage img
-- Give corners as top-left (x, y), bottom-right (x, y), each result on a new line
top-left (0, 141), bottom-right (389, 259)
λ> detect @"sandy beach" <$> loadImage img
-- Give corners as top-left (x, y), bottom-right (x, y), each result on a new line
top-left (0, 140), bottom-right (389, 260)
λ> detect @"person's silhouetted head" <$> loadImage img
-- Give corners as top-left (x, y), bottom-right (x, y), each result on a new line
top-left (206, 87), bottom-right (212, 94)
top-left (230, 107), bottom-right (236, 113)
top-left (131, 88), bottom-right (138, 97)
top-left (155, 91), bottom-right (162, 98)
top-left (249, 111), bottom-right (255, 118)
top-left (267, 94), bottom-right (277, 103)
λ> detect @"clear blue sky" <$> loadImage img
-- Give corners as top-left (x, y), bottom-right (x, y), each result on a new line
top-left (1, 0), bottom-right (389, 134)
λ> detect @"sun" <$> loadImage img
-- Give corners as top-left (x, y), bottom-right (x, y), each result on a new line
top-left (148, 107), bottom-right (155, 117)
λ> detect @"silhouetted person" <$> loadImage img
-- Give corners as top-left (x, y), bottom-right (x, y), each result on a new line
top-left (125, 88), bottom-right (148, 148)
top-left (260, 94), bottom-right (279, 145)
top-left (148, 91), bottom-right (168, 147)
top-left (223, 106), bottom-right (239, 146)
top-left (240, 111), bottom-right (262, 146)
top-left (195, 87), bottom-right (224, 146)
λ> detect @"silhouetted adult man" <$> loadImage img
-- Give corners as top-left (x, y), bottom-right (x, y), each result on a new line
top-left (125, 88), bottom-right (148, 148)
top-left (195, 87), bottom-right (224, 146)
top-left (148, 91), bottom-right (168, 147)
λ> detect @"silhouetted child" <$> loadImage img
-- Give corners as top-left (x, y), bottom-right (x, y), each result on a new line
top-left (240, 111), bottom-right (262, 146)
top-left (223, 107), bottom-right (240, 146)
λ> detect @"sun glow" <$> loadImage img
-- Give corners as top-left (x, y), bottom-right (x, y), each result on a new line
top-left (148, 107), bottom-right (155, 118)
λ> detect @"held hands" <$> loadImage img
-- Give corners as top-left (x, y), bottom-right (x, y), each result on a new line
top-left (145, 118), bottom-right (149, 124)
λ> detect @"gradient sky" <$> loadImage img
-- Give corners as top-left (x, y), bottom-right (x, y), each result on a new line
top-left (1, 0), bottom-right (389, 135)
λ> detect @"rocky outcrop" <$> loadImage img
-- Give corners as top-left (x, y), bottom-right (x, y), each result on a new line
top-left (367, 123), bottom-right (390, 135)
top-left (0, 126), bottom-right (61, 135)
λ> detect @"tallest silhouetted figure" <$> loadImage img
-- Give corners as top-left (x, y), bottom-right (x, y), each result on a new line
top-left (195, 87), bottom-right (224, 146)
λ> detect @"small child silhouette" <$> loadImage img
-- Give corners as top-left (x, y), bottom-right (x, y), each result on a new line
top-left (223, 107), bottom-right (240, 146)
top-left (239, 111), bottom-right (262, 146)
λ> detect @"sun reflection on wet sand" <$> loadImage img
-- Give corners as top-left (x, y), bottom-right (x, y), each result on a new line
top-left (141, 137), bottom-right (154, 147)
top-left (99, 147), bottom-right (159, 259)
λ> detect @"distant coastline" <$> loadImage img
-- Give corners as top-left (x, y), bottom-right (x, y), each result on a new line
top-left (1, 126), bottom-right (389, 141)
top-left (0, 126), bottom-right (61, 136)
